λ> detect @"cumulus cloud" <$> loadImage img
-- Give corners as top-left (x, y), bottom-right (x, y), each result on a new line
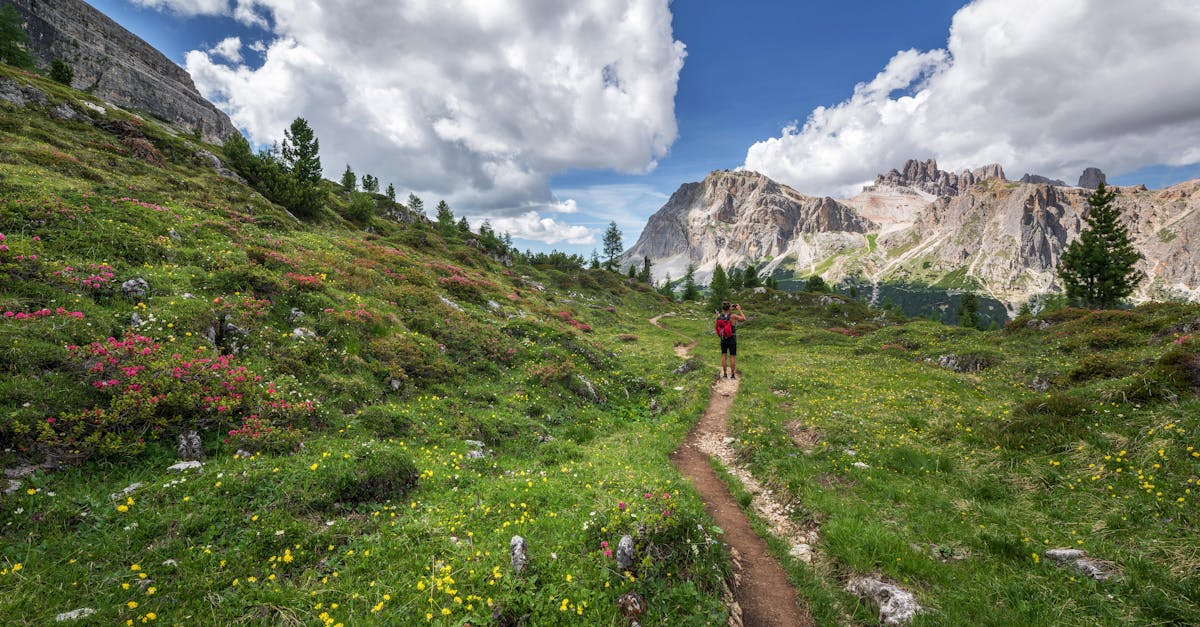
top-left (484, 212), bottom-right (595, 246)
top-left (179, 0), bottom-right (684, 216)
top-left (130, 0), bottom-right (228, 16)
top-left (744, 0), bottom-right (1200, 197)
top-left (208, 36), bottom-right (242, 63)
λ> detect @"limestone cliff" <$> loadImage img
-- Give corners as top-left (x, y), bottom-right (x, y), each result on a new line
top-left (632, 161), bottom-right (1200, 308)
top-left (622, 170), bottom-right (874, 283)
top-left (5, 0), bottom-right (236, 142)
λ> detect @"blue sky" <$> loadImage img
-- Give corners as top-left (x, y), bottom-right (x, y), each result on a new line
top-left (87, 1), bottom-right (1200, 255)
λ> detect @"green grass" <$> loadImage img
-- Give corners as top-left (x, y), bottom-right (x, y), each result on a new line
top-left (3, 63), bottom-right (1199, 626)
top-left (717, 294), bottom-right (1200, 625)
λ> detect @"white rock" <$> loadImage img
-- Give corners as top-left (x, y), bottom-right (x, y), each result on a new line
top-left (852, 461), bottom-right (871, 469)
top-left (110, 483), bottom-right (143, 500)
top-left (167, 461), bottom-right (203, 472)
top-left (846, 577), bottom-right (922, 625)
top-left (55, 608), bottom-right (96, 622)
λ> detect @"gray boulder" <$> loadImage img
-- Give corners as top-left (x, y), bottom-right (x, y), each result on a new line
top-left (616, 535), bottom-right (636, 571)
top-left (510, 535), bottom-right (527, 574)
top-left (846, 577), bottom-right (922, 625)
top-left (120, 277), bottom-right (149, 299)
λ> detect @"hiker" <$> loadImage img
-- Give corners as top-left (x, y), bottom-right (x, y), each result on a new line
top-left (715, 301), bottom-right (746, 378)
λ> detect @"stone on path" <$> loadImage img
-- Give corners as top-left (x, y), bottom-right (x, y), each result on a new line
top-left (846, 576), bottom-right (922, 625)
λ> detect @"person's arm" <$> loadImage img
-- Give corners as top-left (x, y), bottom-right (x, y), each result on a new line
top-left (733, 304), bottom-right (747, 323)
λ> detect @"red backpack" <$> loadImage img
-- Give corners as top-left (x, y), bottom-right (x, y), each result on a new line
top-left (715, 314), bottom-right (734, 339)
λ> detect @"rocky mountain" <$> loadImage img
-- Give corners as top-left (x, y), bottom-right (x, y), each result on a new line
top-left (629, 162), bottom-right (1200, 309)
top-left (1078, 167), bottom-right (1107, 190)
top-left (622, 170), bottom-right (874, 284)
top-left (866, 158), bottom-right (1006, 197)
top-left (5, 0), bottom-right (236, 142)
top-left (1019, 173), bottom-right (1067, 186)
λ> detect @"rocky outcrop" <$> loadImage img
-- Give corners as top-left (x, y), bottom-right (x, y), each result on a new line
top-left (1078, 167), bottom-right (1107, 190)
top-left (5, 0), bottom-right (236, 142)
top-left (1020, 173), bottom-right (1067, 186)
top-left (621, 170), bottom-right (874, 282)
top-left (867, 159), bottom-right (1006, 197)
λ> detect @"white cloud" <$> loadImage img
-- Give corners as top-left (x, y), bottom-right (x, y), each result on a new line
top-left (483, 211), bottom-right (595, 246)
top-left (744, 0), bottom-right (1200, 197)
top-left (208, 36), bottom-right (242, 63)
top-left (178, 0), bottom-right (684, 216)
top-left (130, 0), bottom-right (229, 16)
top-left (248, 40), bottom-right (267, 53)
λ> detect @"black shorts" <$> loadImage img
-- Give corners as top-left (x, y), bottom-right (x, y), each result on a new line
top-left (720, 336), bottom-right (737, 355)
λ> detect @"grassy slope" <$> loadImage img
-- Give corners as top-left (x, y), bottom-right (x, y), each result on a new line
top-left (0, 66), bottom-right (730, 625)
top-left (711, 293), bottom-right (1200, 625)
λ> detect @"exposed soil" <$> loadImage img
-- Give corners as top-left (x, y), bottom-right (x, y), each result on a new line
top-left (651, 314), bottom-right (813, 627)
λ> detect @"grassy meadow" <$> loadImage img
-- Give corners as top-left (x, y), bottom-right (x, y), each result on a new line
top-left (2, 64), bottom-right (1199, 626)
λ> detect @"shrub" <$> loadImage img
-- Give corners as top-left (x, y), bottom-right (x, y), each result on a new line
top-left (34, 334), bottom-right (316, 462)
top-left (1118, 347), bottom-right (1200, 402)
top-left (225, 415), bottom-right (304, 454)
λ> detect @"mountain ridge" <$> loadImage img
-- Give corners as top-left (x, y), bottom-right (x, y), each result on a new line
top-left (626, 163), bottom-right (1200, 308)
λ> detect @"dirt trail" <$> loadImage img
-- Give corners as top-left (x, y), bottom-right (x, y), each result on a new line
top-left (652, 314), bottom-right (812, 627)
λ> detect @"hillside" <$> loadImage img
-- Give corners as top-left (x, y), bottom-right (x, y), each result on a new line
top-left (3, 64), bottom-right (1200, 626)
top-left (0, 64), bottom-right (737, 625)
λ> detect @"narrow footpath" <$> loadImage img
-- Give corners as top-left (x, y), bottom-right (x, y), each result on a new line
top-left (651, 314), bottom-right (812, 627)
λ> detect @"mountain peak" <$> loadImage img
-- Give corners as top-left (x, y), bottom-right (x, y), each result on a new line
top-left (868, 158), bottom-right (1007, 197)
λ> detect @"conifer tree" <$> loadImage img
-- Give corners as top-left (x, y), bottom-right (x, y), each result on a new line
top-left (385, 183), bottom-right (396, 202)
top-left (407, 193), bottom-right (424, 216)
top-left (435, 200), bottom-right (455, 233)
top-left (456, 216), bottom-right (470, 233)
top-left (708, 264), bottom-right (730, 311)
top-left (639, 255), bottom-right (652, 284)
top-left (589, 250), bottom-right (601, 270)
top-left (957, 293), bottom-right (980, 328)
top-left (602, 221), bottom-right (623, 271)
top-left (340, 165), bottom-right (356, 193)
top-left (627, 264), bottom-right (637, 279)
top-left (743, 263), bottom-right (760, 289)
top-left (682, 263), bottom-right (700, 301)
top-left (1058, 183), bottom-right (1142, 308)
top-left (50, 59), bottom-right (74, 86)
top-left (281, 117), bottom-right (322, 185)
top-left (361, 174), bottom-right (379, 193)
top-left (658, 274), bottom-right (675, 300)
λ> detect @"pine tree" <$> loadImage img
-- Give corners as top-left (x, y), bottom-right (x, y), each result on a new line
top-left (729, 268), bottom-right (744, 291)
top-left (743, 263), bottom-right (760, 289)
top-left (658, 274), bottom-right (675, 300)
top-left (340, 165), bottom-right (357, 193)
top-left (0, 6), bottom-right (34, 69)
top-left (456, 216), bottom-right (470, 233)
top-left (639, 255), bottom-right (652, 284)
top-left (50, 59), bottom-right (74, 86)
top-left (281, 117), bottom-right (322, 185)
top-left (435, 200), bottom-right (455, 233)
top-left (1058, 183), bottom-right (1142, 308)
top-left (708, 264), bottom-right (730, 311)
top-left (682, 263), bottom-right (700, 301)
top-left (589, 250), bottom-right (601, 270)
top-left (627, 264), bottom-right (637, 279)
top-left (361, 174), bottom-right (379, 193)
top-left (602, 221), bottom-right (623, 271)
top-left (385, 183), bottom-right (396, 202)
top-left (957, 293), bottom-right (980, 328)
top-left (407, 193), bottom-right (424, 216)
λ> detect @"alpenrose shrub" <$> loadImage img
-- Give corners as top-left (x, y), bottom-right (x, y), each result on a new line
top-left (35, 334), bottom-right (316, 461)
